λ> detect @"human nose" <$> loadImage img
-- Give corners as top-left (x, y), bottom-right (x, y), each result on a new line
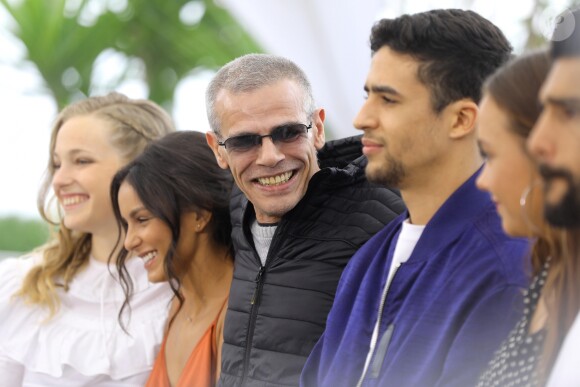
top-left (475, 164), bottom-right (491, 193)
top-left (52, 164), bottom-right (73, 190)
top-left (123, 225), bottom-right (141, 252)
top-left (353, 99), bottom-right (377, 132)
top-left (528, 111), bottom-right (555, 164)
top-left (255, 136), bottom-right (285, 166)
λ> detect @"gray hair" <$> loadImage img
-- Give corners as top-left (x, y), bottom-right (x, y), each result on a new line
top-left (206, 53), bottom-right (316, 134)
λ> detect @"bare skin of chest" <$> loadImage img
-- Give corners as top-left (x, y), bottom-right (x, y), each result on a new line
top-left (165, 305), bottom-right (219, 386)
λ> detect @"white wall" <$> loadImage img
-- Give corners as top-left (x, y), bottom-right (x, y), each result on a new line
top-left (218, 0), bottom-right (386, 138)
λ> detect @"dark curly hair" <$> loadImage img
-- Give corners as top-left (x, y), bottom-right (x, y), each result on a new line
top-left (370, 9), bottom-right (512, 112)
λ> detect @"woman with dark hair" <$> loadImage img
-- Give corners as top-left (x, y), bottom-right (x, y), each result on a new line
top-left (111, 130), bottom-right (234, 387)
top-left (476, 49), bottom-right (576, 386)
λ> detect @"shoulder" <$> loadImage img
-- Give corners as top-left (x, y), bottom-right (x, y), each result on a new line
top-left (289, 184), bottom-right (402, 249)
top-left (0, 253), bottom-right (42, 311)
top-left (0, 255), bottom-right (170, 381)
top-left (0, 253), bottom-right (40, 299)
top-left (450, 205), bottom-right (530, 287)
top-left (299, 160), bottom-right (404, 237)
top-left (314, 137), bottom-right (405, 220)
top-left (340, 216), bottom-right (404, 279)
top-left (317, 135), bottom-right (364, 170)
top-left (473, 205), bottom-right (530, 263)
top-left (0, 254), bottom-right (48, 366)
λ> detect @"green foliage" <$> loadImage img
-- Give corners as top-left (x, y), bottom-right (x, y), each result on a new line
top-left (0, 0), bottom-right (125, 106)
top-left (118, 0), bottom-right (262, 108)
top-left (0, 216), bottom-right (49, 253)
top-left (0, 0), bottom-right (261, 109)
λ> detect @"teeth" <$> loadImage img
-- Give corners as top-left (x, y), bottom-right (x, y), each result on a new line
top-left (142, 251), bottom-right (157, 264)
top-left (257, 172), bottom-right (293, 186)
top-left (62, 196), bottom-right (87, 206)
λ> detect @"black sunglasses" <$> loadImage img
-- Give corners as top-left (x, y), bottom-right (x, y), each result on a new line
top-left (218, 122), bottom-right (312, 152)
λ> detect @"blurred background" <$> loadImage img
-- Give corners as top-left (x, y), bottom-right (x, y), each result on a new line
top-left (0, 0), bottom-right (578, 257)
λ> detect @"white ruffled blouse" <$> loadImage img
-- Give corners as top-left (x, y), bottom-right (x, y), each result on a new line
top-left (0, 254), bottom-right (172, 386)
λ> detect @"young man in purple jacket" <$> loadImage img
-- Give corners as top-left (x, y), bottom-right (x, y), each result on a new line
top-left (301, 9), bottom-right (530, 387)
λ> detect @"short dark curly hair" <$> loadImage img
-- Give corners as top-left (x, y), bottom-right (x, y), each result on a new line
top-left (370, 9), bottom-right (512, 112)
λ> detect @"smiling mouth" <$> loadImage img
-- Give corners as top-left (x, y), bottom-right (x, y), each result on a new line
top-left (62, 195), bottom-right (88, 206)
top-left (256, 171), bottom-right (294, 186)
top-left (142, 251), bottom-right (157, 264)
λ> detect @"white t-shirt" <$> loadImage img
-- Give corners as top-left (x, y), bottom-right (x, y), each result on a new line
top-left (0, 254), bottom-right (172, 386)
top-left (360, 219), bottom-right (426, 380)
top-left (387, 219), bottom-right (426, 286)
top-left (546, 312), bottom-right (580, 386)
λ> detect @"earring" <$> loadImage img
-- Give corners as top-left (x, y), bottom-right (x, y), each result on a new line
top-left (520, 179), bottom-right (543, 235)
top-left (196, 223), bottom-right (201, 230)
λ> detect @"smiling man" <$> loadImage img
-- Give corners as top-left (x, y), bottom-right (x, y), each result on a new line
top-left (205, 54), bottom-right (404, 386)
top-left (301, 10), bottom-right (531, 387)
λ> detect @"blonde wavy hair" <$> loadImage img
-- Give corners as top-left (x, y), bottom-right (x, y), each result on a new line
top-left (15, 92), bottom-right (175, 316)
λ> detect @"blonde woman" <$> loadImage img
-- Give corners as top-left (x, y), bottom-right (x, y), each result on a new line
top-left (0, 92), bottom-right (174, 385)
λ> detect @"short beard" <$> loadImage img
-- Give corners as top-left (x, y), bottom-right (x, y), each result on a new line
top-left (365, 154), bottom-right (406, 188)
top-left (539, 164), bottom-right (580, 227)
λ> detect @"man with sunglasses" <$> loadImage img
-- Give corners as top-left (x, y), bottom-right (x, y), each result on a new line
top-left (205, 53), bottom-right (404, 386)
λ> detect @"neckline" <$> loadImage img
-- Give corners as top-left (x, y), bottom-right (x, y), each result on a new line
top-left (163, 296), bottom-right (228, 385)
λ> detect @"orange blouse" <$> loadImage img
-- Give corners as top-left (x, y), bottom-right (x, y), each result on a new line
top-left (146, 300), bottom-right (227, 387)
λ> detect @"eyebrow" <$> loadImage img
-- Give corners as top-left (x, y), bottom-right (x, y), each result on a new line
top-left (53, 148), bottom-right (92, 158)
top-left (543, 97), bottom-right (580, 110)
top-left (129, 206), bottom-right (147, 218)
top-left (364, 84), bottom-right (402, 97)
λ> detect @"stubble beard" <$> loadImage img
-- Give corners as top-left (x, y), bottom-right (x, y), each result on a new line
top-left (365, 153), bottom-right (406, 188)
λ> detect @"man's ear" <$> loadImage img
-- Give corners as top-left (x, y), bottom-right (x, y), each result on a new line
top-left (447, 99), bottom-right (478, 140)
top-left (312, 108), bottom-right (326, 150)
top-left (206, 131), bottom-right (230, 169)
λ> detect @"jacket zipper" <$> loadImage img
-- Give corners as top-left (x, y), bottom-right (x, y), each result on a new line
top-left (240, 261), bottom-right (266, 386)
top-left (240, 221), bottom-right (284, 385)
top-left (250, 266), bottom-right (265, 305)
top-left (356, 262), bottom-right (402, 387)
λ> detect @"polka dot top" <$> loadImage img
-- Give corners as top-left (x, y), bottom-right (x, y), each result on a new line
top-left (476, 260), bottom-right (550, 387)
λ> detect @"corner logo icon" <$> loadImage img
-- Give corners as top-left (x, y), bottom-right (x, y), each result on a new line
top-left (541, 8), bottom-right (575, 42)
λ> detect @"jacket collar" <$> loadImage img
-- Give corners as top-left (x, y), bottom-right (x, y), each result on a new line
top-left (404, 166), bottom-right (493, 262)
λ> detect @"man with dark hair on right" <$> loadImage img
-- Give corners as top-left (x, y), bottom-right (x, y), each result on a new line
top-left (528, 8), bottom-right (580, 387)
top-left (301, 9), bottom-right (530, 387)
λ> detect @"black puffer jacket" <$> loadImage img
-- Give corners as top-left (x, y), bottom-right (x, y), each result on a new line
top-left (219, 136), bottom-right (405, 387)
